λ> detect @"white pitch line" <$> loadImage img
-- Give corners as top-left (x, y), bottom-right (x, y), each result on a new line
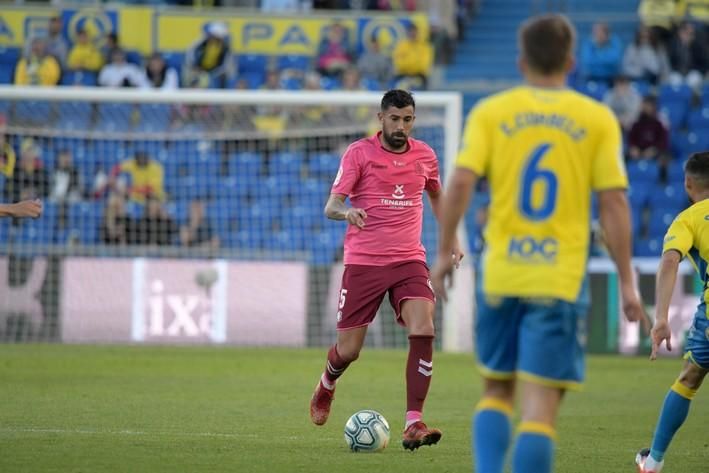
top-left (0, 427), bottom-right (332, 442)
top-left (0, 427), bottom-right (254, 439)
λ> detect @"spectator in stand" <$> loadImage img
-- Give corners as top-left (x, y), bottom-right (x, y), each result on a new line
top-left (130, 196), bottom-right (177, 246)
top-left (111, 151), bottom-right (165, 204)
top-left (142, 52), bottom-right (179, 90)
top-left (638, 0), bottom-right (677, 47)
top-left (67, 28), bottom-right (103, 73)
top-left (14, 37), bottom-right (61, 86)
top-left (668, 21), bottom-right (708, 91)
top-left (603, 75), bottom-right (642, 131)
top-left (628, 96), bottom-right (669, 161)
top-left (366, 0), bottom-right (416, 10)
top-left (179, 200), bottom-right (219, 249)
top-left (99, 49), bottom-right (148, 88)
top-left (419, 0), bottom-right (458, 64)
top-left (317, 22), bottom-right (354, 79)
top-left (101, 32), bottom-right (120, 64)
top-left (185, 21), bottom-right (234, 89)
top-left (622, 26), bottom-right (669, 85)
top-left (341, 66), bottom-right (363, 91)
top-left (100, 192), bottom-right (130, 245)
top-left (356, 36), bottom-right (394, 88)
top-left (46, 15), bottom-right (68, 68)
top-left (392, 23), bottom-right (434, 89)
top-left (579, 21), bottom-right (623, 86)
top-left (49, 150), bottom-right (82, 204)
top-left (5, 139), bottom-right (49, 203)
top-left (0, 117), bottom-right (15, 179)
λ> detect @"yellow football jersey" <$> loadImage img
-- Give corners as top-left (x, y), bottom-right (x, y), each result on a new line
top-left (663, 199), bottom-right (709, 313)
top-left (457, 86), bottom-right (627, 302)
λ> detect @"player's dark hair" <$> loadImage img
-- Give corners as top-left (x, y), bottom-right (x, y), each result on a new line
top-left (685, 151), bottom-right (709, 188)
top-left (519, 14), bottom-right (575, 75)
top-left (381, 89), bottom-right (415, 111)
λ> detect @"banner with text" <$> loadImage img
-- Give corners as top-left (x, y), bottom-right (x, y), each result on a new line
top-left (61, 258), bottom-right (307, 346)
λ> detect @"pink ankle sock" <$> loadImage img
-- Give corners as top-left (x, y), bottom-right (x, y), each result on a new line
top-left (405, 410), bottom-right (422, 428)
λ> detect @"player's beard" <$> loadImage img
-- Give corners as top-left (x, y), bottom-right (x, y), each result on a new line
top-left (382, 130), bottom-right (408, 151)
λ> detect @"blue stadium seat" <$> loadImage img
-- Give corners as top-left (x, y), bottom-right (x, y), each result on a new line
top-left (277, 55), bottom-right (311, 72)
top-left (281, 76), bottom-right (303, 90)
top-left (15, 101), bottom-right (52, 124)
top-left (687, 107), bottom-right (709, 133)
top-left (281, 203), bottom-right (322, 231)
top-left (0, 66), bottom-right (12, 85)
top-left (646, 208), bottom-right (676, 239)
top-left (308, 152), bottom-right (340, 179)
top-left (96, 103), bottom-right (134, 132)
top-left (630, 80), bottom-right (651, 98)
top-left (0, 47), bottom-right (20, 84)
top-left (241, 201), bottom-right (280, 231)
top-left (207, 199), bottom-right (234, 237)
top-left (666, 159), bottom-right (686, 183)
top-left (238, 54), bottom-right (269, 75)
top-left (319, 76), bottom-right (341, 91)
top-left (60, 71), bottom-right (98, 87)
top-left (672, 132), bottom-right (708, 160)
top-left (659, 83), bottom-right (693, 105)
top-left (238, 72), bottom-right (265, 89)
top-left (162, 52), bottom-right (185, 73)
top-left (634, 237), bottom-right (662, 257)
top-left (68, 201), bottom-right (103, 245)
top-left (164, 200), bottom-right (190, 224)
top-left (137, 104), bottom-right (172, 132)
top-left (229, 151), bottom-right (263, 178)
top-left (627, 184), bottom-right (650, 209)
top-left (648, 183), bottom-right (688, 212)
top-left (270, 151), bottom-right (304, 177)
top-left (125, 50), bottom-right (143, 66)
top-left (626, 160), bottom-right (660, 184)
top-left (659, 102), bottom-right (687, 130)
top-left (307, 228), bottom-right (343, 265)
top-left (57, 101), bottom-right (92, 130)
top-left (263, 228), bottom-right (306, 252)
top-left (228, 228), bottom-right (263, 250)
top-left (575, 81), bottom-right (608, 101)
top-left (217, 176), bottom-right (250, 200)
top-left (362, 78), bottom-right (382, 91)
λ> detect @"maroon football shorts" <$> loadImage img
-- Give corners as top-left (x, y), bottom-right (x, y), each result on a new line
top-left (335, 260), bottom-right (435, 331)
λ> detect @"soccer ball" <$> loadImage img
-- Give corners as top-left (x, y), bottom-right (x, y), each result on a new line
top-left (344, 410), bottom-right (390, 452)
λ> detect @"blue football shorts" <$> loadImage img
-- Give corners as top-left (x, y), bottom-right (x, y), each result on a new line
top-left (684, 309), bottom-right (709, 370)
top-left (474, 274), bottom-right (589, 391)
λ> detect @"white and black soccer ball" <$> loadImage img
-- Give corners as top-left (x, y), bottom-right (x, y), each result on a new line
top-left (344, 409), bottom-right (390, 452)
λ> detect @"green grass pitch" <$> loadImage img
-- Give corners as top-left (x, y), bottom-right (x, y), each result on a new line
top-left (0, 345), bottom-right (707, 472)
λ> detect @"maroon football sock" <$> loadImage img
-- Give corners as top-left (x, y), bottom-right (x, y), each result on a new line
top-left (406, 335), bottom-right (434, 413)
top-left (322, 344), bottom-right (350, 387)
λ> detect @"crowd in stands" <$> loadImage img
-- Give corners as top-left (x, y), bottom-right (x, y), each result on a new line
top-left (8, 1), bottom-right (476, 93)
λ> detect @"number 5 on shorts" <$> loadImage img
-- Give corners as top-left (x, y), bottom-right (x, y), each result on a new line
top-left (339, 289), bottom-right (348, 309)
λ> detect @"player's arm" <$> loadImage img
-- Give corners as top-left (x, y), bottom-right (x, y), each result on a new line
top-left (427, 187), bottom-right (464, 267)
top-left (597, 189), bottom-right (649, 331)
top-left (324, 193), bottom-right (366, 229)
top-left (431, 168), bottom-right (478, 300)
top-left (0, 199), bottom-right (42, 218)
top-left (651, 249), bottom-right (680, 360)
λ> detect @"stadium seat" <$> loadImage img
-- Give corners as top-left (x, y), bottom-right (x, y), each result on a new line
top-left (319, 76), bottom-right (341, 91)
top-left (281, 76), bottom-right (303, 90)
top-left (57, 101), bottom-right (92, 131)
top-left (362, 78), bottom-right (382, 91)
top-left (687, 107), bottom-right (709, 133)
top-left (277, 55), bottom-right (311, 73)
top-left (96, 103), bottom-right (134, 132)
top-left (137, 104), bottom-right (172, 133)
top-left (627, 184), bottom-right (650, 209)
top-left (646, 208), bottom-right (676, 239)
top-left (263, 228), bottom-right (306, 253)
top-left (228, 228), bottom-right (263, 250)
top-left (634, 237), bottom-right (662, 257)
top-left (125, 50), bottom-right (143, 66)
top-left (659, 102), bottom-right (687, 130)
top-left (237, 72), bottom-right (266, 90)
top-left (307, 228), bottom-right (343, 265)
top-left (164, 200), bottom-right (190, 224)
top-left (238, 54), bottom-right (269, 75)
top-left (648, 184), bottom-right (688, 213)
top-left (672, 132), bottom-right (708, 160)
top-left (626, 160), bottom-right (660, 184)
top-left (229, 151), bottom-right (263, 178)
top-left (60, 71), bottom-right (98, 87)
top-left (659, 83), bottom-right (693, 105)
top-left (15, 101), bottom-right (53, 125)
top-left (308, 153), bottom-right (340, 179)
top-left (666, 159), bottom-right (686, 183)
top-left (217, 176), bottom-right (250, 200)
top-left (575, 81), bottom-right (608, 101)
top-left (270, 151), bottom-right (304, 177)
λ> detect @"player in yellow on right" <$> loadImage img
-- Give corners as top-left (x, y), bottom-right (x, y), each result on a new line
top-left (635, 151), bottom-right (709, 473)
top-left (431, 13), bottom-right (648, 473)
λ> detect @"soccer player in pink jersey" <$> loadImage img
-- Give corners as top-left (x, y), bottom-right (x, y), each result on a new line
top-left (309, 89), bottom-right (464, 450)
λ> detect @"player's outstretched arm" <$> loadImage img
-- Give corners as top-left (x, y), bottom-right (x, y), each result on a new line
top-left (598, 189), bottom-right (650, 332)
top-left (0, 199), bottom-right (42, 219)
top-left (324, 193), bottom-right (366, 229)
top-left (430, 168), bottom-right (478, 301)
top-left (650, 250), bottom-right (680, 360)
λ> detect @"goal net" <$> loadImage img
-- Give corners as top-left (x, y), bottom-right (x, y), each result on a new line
top-left (0, 86), bottom-right (469, 350)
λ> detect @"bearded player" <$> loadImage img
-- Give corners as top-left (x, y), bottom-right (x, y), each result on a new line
top-left (309, 89), bottom-right (464, 450)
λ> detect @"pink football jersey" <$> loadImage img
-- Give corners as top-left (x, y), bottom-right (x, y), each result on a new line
top-left (331, 132), bottom-right (441, 266)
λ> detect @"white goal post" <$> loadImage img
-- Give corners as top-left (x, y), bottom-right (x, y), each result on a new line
top-left (0, 86), bottom-right (470, 351)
